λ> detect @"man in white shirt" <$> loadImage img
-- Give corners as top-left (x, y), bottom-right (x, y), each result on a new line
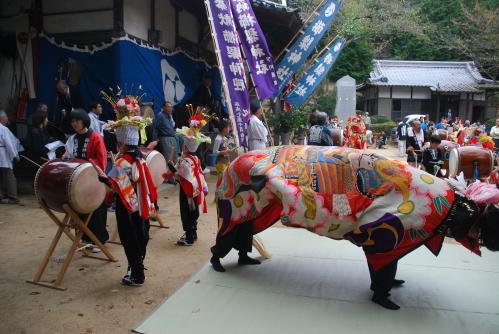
top-left (406, 120), bottom-right (426, 167)
top-left (490, 118), bottom-right (499, 148)
top-left (0, 111), bottom-right (19, 204)
top-left (247, 100), bottom-right (268, 151)
top-left (88, 102), bottom-right (104, 136)
top-left (364, 112), bottom-right (371, 130)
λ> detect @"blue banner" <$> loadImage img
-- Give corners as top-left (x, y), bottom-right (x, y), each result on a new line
top-left (275, 0), bottom-right (340, 95)
top-left (34, 35), bottom-right (222, 120)
top-left (284, 39), bottom-right (345, 107)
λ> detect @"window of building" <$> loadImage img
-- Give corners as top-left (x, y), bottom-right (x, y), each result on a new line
top-left (391, 99), bottom-right (402, 121)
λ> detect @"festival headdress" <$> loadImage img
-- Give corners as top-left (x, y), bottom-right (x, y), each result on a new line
top-left (176, 104), bottom-right (214, 152)
top-left (100, 85), bottom-right (151, 145)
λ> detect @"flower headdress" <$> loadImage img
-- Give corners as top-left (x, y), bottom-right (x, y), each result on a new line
top-left (100, 85), bottom-right (151, 130)
top-left (100, 85), bottom-right (151, 146)
top-left (176, 104), bottom-right (216, 151)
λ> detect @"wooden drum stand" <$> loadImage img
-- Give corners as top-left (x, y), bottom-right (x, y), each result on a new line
top-left (26, 201), bottom-right (117, 291)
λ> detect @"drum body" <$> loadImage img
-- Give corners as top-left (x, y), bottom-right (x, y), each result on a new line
top-left (139, 148), bottom-right (167, 187)
top-left (35, 159), bottom-right (106, 214)
top-left (331, 128), bottom-right (344, 146)
top-left (438, 140), bottom-right (459, 172)
top-left (448, 146), bottom-right (494, 179)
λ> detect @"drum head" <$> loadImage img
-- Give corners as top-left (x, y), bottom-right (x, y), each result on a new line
top-left (68, 163), bottom-right (106, 213)
top-left (448, 148), bottom-right (459, 177)
top-left (145, 150), bottom-right (167, 187)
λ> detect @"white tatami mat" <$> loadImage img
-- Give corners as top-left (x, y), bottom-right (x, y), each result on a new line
top-left (134, 228), bottom-right (499, 334)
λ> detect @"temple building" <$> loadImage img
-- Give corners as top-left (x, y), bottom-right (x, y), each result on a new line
top-left (359, 60), bottom-right (498, 121)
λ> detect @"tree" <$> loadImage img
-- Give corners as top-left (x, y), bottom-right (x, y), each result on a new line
top-left (328, 39), bottom-right (374, 82)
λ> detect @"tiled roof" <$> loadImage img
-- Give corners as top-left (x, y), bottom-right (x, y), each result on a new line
top-left (368, 60), bottom-right (496, 93)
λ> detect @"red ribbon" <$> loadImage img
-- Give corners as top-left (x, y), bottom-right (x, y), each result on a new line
top-left (185, 154), bottom-right (207, 214)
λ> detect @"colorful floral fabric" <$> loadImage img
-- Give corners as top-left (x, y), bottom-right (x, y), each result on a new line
top-left (216, 146), bottom-right (455, 270)
top-left (108, 154), bottom-right (157, 220)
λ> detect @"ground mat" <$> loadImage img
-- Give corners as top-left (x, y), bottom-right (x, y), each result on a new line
top-left (134, 228), bottom-right (499, 334)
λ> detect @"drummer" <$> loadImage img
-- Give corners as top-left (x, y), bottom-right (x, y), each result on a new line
top-left (63, 109), bottom-right (109, 249)
top-left (96, 97), bottom-right (157, 286)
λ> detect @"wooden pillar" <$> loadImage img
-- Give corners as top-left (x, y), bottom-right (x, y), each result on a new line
top-left (436, 93), bottom-right (440, 121)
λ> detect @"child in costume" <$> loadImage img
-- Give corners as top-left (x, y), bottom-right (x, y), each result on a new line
top-left (97, 90), bottom-right (157, 286)
top-left (422, 135), bottom-right (444, 177)
top-left (165, 106), bottom-right (211, 246)
top-left (213, 119), bottom-right (234, 179)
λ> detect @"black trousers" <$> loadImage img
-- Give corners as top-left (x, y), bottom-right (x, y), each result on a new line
top-left (115, 198), bottom-right (149, 280)
top-left (211, 221), bottom-right (253, 258)
top-left (369, 260), bottom-right (398, 298)
top-left (179, 189), bottom-right (199, 242)
top-left (82, 202), bottom-right (109, 244)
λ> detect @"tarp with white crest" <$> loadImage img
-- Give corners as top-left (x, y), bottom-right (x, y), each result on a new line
top-left (33, 34), bottom-right (223, 120)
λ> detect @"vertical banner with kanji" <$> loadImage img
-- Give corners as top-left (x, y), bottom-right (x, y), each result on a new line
top-left (284, 39), bottom-right (345, 107)
top-left (230, 0), bottom-right (278, 99)
top-left (276, 0), bottom-right (340, 95)
top-left (205, 0), bottom-right (250, 147)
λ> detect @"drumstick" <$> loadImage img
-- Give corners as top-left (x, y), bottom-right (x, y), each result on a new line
top-left (89, 159), bottom-right (106, 177)
top-left (108, 151), bottom-right (117, 164)
top-left (20, 155), bottom-right (42, 168)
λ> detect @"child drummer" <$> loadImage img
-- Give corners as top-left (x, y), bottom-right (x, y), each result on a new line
top-left (96, 91), bottom-right (157, 286)
top-left (164, 106), bottom-right (211, 246)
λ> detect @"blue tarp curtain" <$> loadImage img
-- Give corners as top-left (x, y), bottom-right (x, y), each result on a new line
top-left (33, 35), bottom-right (222, 121)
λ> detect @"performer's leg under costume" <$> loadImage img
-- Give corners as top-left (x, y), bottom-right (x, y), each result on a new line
top-left (179, 188), bottom-right (199, 243)
top-left (115, 198), bottom-right (148, 281)
top-left (369, 261), bottom-right (398, 297)
top-left (369, 260), bottom-right (401, 310)
top-left (210, 199), bottom-right (260, 271)
top-left (211, 221), bottom-right (253, 259)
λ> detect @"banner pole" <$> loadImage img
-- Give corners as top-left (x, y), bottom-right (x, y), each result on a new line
top-left (274, 0), bottom-right (327, 63)
top-left (203, 0), bottom-right (240, 148)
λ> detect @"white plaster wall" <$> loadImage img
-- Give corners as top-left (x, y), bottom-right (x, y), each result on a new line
top-left (392, 86), bottom-right (411, 99)
top-left (42, 0), bottom-right (113, 13)
top-left (178, 10), bottom-right (199, 43)
top-left (41, 0), bottom-right (114, 33)
top-left (44, 12), bottom-right (114, 33)
top-left (124, 0), bottom-right (150, 40)
top-left (378, 86), bottom-right (390, 98)
top-left (155, 0), bottom-right (175, 49)
top-left (412, 87), bottom-right (431, 99)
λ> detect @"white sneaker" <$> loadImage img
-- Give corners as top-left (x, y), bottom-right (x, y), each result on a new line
top-left (203, 167), bottom-right (210, 174)
top-left (91, 247), bottom-right (102, 254)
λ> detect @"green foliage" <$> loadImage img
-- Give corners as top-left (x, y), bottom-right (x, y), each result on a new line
top-left (267, 111), bottom-right (292, 133)
top-left (288, 0), bottom-right (499, 82)
top-left (370, 121), bottom-right (397, 135)
top-left (484, 118), bottom-right (496, 132)
top-left (370, 115), bottom-right (391, 124)
top-left (290, 108), bottom-right (310, 132)
top-left (328, 39), bottom-right (374, 82)
top-left (267, 108), bottom-right (310, 133)
top-left (315, 92), bottom-right (337, 116)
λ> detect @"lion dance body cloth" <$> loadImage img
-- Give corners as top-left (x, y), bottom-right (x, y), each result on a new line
top-left (215, 146), bottom-right (455, 271)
